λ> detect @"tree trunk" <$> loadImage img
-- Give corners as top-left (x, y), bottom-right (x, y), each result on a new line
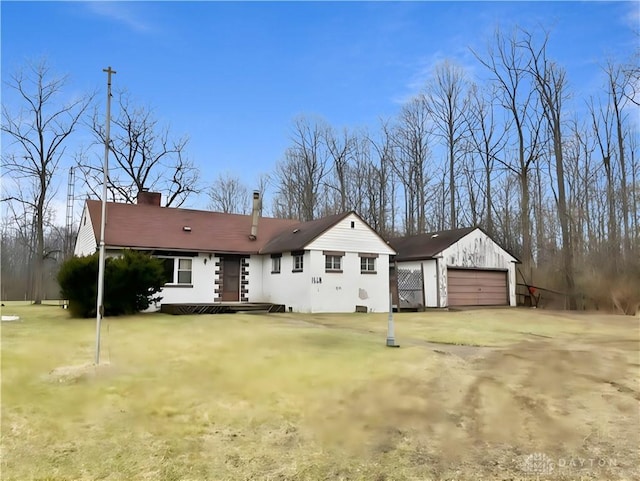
top-left (613, 98), bottom-right (629, 254)
top-left (553, 122), bottom-right (576, 309)
top-left (485, 152), bottom-right (493, 234)
top-left (449, 143), bottom-right (456, 229)
top-left (520, 168), bottom-right (532, 285)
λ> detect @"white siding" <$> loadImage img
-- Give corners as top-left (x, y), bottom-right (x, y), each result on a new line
top-left (437, 257), bottom-right (448, 308)
top-left (258, 249), bottom-right (393, 313)
top-left (257, 214), bottom-right (394, 313)
top-left (307, 250), bottom-right (390, 313)
top-left (74, 204), bottom-right (97, 256)
top-left (246, 255), bottom-right (263, 301)
top-left (156, 253), bottom-right (217, 307)
top-left (302, 213), bottom-right (394, 312)
top-left (440, 228), bottom-right (517, 307)
top-left (422, 259), bottom-right (438, 307)
top-left (306, 213), bottom-right (396, 255)
top-left (260, 252), bottom-right (312, 312)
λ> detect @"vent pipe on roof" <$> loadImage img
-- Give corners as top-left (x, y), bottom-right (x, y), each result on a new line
top-left (249, 191), bottom-right (261, 240)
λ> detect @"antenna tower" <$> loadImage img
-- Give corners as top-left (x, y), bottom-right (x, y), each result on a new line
top-left (65, 166), bottom-right (75, 257)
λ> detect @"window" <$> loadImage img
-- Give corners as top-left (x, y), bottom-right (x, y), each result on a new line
top-left (160, 257), bottom-right (193, 285)
top-left (325, 255), bottom-right (342, 271)
top-left (271, 256), bottom-right (281, 273)
top-left (359, 253), bottom-right (378, 274)
top-left (177, 259), bottom-right (192, 284)
top-left (324, 251), bottom-right (344, 272)
top-left (360, 257), bottom-right (375, 272)
top-left (292, 252), bottom-right (304, 272)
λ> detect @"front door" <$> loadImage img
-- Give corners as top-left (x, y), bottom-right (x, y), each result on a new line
top-left (221, 255), bottom-right (241, 301)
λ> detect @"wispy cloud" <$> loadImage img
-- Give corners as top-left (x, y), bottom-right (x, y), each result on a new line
top-left (397, 51), bottom-right (447, 103)
top-left (84, 2), bottom-right (152, 33)
top-left (622, 1), bottom-right (640, 29)
top-left (392, 50), bottom-right (479, 106)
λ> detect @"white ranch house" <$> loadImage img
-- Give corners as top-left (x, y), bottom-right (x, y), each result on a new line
top-left (74, 192), bottom-right (396, 313)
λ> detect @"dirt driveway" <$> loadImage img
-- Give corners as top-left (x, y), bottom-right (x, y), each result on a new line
top-left (293, 310), bottom-right (640, 480)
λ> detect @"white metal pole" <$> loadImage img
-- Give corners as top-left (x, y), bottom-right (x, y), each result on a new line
top-left (95, 66), bottom-right (116, 365)
top-left (387, 292), bottom-right (399, 347)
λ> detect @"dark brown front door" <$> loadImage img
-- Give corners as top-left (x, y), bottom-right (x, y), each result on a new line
top-left (221, 256), bottom-right (241, 301)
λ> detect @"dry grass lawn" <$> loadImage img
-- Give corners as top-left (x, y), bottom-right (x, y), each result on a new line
top-left (1, 303), bottom-right (638, 480)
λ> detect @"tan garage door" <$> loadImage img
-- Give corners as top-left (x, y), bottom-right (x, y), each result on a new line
top-left (447, 269), bottom-right (508, 306)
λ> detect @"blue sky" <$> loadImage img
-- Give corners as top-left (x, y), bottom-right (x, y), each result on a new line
top-left (2, 1), bottom-right (638, 216)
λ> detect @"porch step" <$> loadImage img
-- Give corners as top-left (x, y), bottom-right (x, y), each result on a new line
top-left (160, 303), bottom-right (285, 315)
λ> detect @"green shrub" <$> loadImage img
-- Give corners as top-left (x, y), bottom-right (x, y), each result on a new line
top-left (57, 253), bottom-right (100, 317)
top-left (58, 250), bottom-right (166, 318)
top-left (104, 250), bottom-right (166, 315)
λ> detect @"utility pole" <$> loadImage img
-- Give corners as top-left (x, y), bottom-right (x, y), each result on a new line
top-left (96, 66), bottom-right (116, 365)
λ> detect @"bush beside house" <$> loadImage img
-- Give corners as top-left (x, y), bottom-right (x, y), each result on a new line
top-left (58, 250), bottom-right (166, 317)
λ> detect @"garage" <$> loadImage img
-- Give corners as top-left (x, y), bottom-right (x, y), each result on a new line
top-left (389, 226), bottom-right (518, 308)
top-left (447, 268), bottom-right (508, 306)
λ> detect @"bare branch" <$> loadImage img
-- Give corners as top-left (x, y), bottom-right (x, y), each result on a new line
top-left (79, 89), bottom-right (201, 206)
top-left (1, 59), bottom-right (93, 303)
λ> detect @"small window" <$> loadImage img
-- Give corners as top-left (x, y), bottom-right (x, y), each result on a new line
top-left (271, 257), bottom-right (281, 274)
top-left (177, 258), bottom-right (192, 284)
top-left (325, 255), bottom-right (342, 272)
top-left (292, 253), bottom-right (304, 272)
top-left (160, 257), bottom-right (193, 285)
top-left (360, 257), bottom-right (376, 273)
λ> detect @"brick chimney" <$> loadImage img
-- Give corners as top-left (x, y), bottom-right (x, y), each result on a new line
top-left (137, 190), bottom-right (161, 206)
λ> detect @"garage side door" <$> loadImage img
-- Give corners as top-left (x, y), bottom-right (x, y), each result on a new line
top-left (447, 269), bottom-right (508, 306)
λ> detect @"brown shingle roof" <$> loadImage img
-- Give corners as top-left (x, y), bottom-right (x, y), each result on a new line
top-left (86, 200), bottom-right (299, 254)
top-left (259, 212), bottom-right (351, 254)
top-left (388, 227), bottom-right (477, 261)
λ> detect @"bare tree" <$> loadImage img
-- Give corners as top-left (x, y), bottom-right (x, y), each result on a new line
top-left (563, 117), bottom-right (593, 262)
top-left (492, 173), bottom-right (521, 255)
top-left (79, 90), bottom-right (200, 207)
top-left (605, 61), bottom-right (631, 253)
top-left (389, 97), bottom-right (433, 235)
top-left (272, 116), bottom-right (329, 221)
top-left (588, 95), bottom-right (618, 260)
top-left (2, 60), bottom-right (92, 303)
top-left (628, 133), bottom-right (639, 251)
top-left (0, 203), bottom-right (36, 300)
top-left (207, 172), bottom-right (250, 214)
top-left (622, 32), bottom-right (640, 107)
top-left (464, 82), bottom-right (509, 234)
top-left (324, 126), bottom-right (355, 213)
top-left (425, 60), bottom-right (469, 229)
top-left (473, 28), bottom-right (544, 285)
top-left (523, 31), bottom-right (577, 309)
top-left (367, 123), bottom-right (398, 236)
